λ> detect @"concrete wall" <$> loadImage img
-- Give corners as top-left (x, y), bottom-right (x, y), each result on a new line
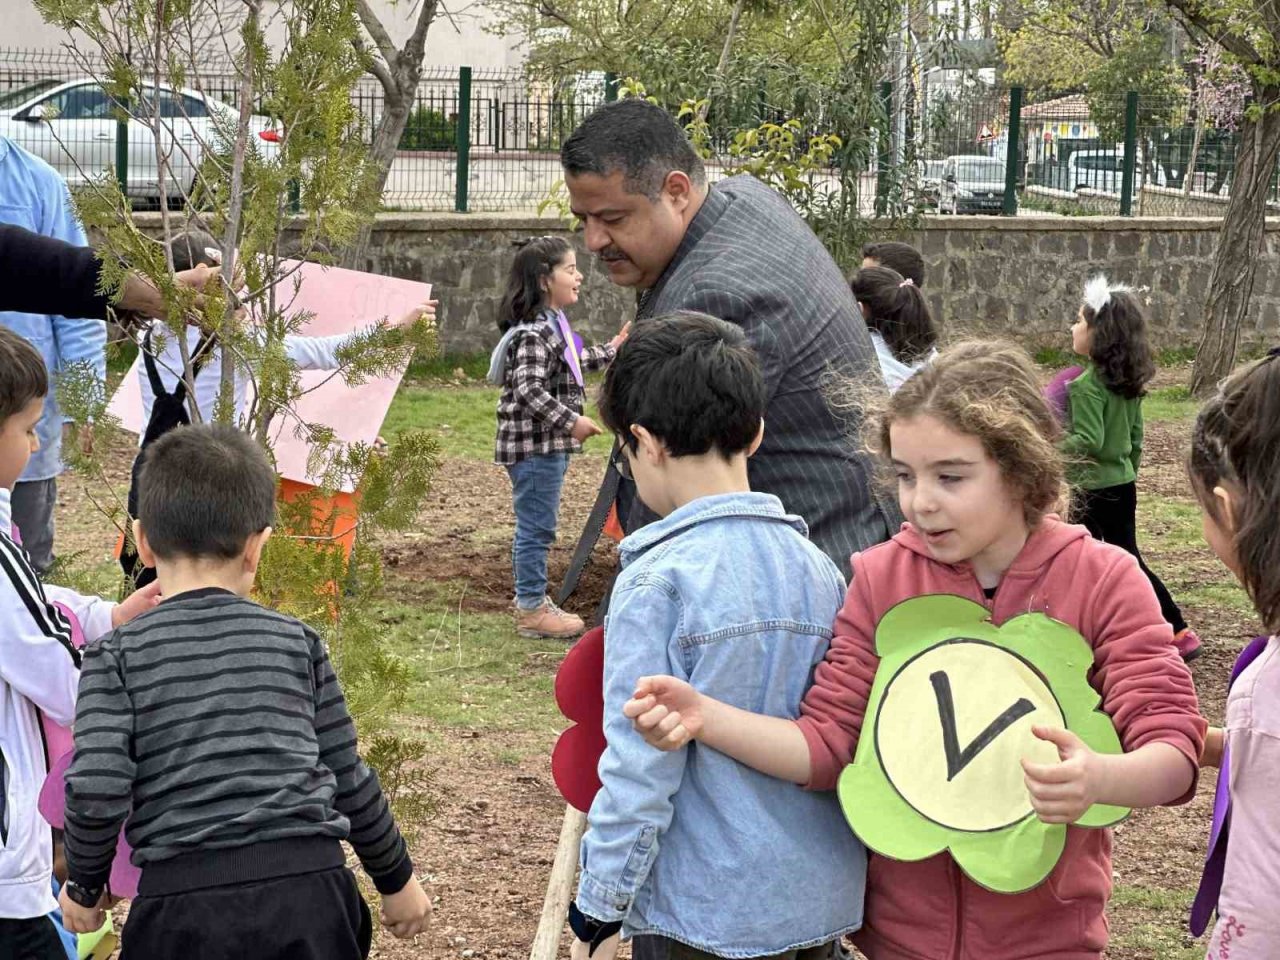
top-left (131, 212), bottom-right (1280, 354)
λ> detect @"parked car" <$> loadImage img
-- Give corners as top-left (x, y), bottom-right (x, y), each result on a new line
top-left (0, 79), bottom-right (280, 204)
top-left (919, 159), bottom-right (947, 209)
top-left (938, 155), bottom-right (1006, 214)
top-left (1051, 149), bottom-right (1168, 195)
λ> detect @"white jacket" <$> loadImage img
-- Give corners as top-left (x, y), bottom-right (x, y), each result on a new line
top-left (0, 488), bottom-right (114, 918)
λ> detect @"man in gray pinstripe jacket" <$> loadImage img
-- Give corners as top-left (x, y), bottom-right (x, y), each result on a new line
top-left (561, 98), bottom-right (895, 578)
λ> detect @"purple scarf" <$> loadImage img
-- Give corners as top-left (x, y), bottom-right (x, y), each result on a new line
top-left (555, 310), bottom-right (585, 389)
top-left (1190, 635), bottom-right (1272, 936)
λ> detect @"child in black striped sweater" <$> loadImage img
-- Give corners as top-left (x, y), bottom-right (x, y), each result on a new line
top-left (59, 423), bottom-right (431, 959)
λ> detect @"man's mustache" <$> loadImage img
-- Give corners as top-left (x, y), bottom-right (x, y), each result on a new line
top-left (598, 248), bottom-right (629, 262)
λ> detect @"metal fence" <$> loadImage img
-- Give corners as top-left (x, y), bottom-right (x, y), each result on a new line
top-left (1, 45), bottom-right (1270, 218)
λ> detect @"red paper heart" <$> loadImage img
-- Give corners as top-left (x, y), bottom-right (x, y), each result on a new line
top-left (551, 626), bottom-right (606, 812)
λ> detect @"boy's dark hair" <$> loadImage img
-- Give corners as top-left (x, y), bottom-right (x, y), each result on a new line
top-left (168, 227), bottom-right (223, 271)
top-left (852, 265), bottom-right (938, 364)
top-left (862, 241), bottom-right (925, 287)
top-left (1082, 288), bottom-right (1155, 399)
top-left (498, 236), bottom-right (572, 332)
top-left (0, 327), bottom-right (48, 422)
top-left (598, 311), bottom-right (763, 459)
top-left (137, 423), bottom-right (276, 560)
top-left (561, 98), bottom-right (707, 199)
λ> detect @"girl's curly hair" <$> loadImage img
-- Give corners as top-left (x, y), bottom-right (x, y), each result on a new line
top-left (1081, 283), bottom-right (1155, 400)
top-left (862, 340), bottom-right (1066, 528)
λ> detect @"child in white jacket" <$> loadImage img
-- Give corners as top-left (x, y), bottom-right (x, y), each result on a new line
top-left (0, 327), bottom-right (156, 956)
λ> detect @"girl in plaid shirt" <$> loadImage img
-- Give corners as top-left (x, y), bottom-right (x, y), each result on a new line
top-left (489, 237), bottom-right (627, 639)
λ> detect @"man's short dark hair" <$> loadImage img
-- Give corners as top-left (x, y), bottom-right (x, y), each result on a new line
top-left (862, 241), bottom-right (926, 287)
top-left (0, 327), bottom-right (48, 423)
top-left (561, 98), bottom-right (707, 199)
top-left (138, 424), bottom-right (276, 560)
top-left (598, 312), bottom-right (764, 459)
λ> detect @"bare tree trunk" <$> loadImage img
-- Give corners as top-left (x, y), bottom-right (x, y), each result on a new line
top-left (1190, 85), bottom-right (1280, 396)
top-left (343, 0), bottom-right (440, 270)
top-left (697, 0), bottom-right (747, 125)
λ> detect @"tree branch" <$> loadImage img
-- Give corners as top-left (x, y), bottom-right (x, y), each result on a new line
top-left (406, 0), bottom-right (441, 59)
top-left (354, 0), bottom-right (399, 66)
top-left (1163, 0), bottom-right (1264, 62)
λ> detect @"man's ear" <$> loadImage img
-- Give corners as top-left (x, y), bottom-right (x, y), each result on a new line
top-left (133, 519), bottom-right (157, 569)
top-left (662, 171), bottom-right (696, 214)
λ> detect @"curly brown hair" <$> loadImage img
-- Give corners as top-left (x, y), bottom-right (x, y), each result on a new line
top-left (1188, 352), bottom-right (1280, 631)
top-left (867, 341), bottom-right (1066, 527)
top-left (1082, 288), bottom-right (1155, 400)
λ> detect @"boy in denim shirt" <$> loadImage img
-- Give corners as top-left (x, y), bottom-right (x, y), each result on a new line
top-left (569, 312), bottom-right (866, 960)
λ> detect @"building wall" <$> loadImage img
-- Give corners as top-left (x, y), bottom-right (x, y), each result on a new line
top-left (129, 212), bottom-right (1278, 355)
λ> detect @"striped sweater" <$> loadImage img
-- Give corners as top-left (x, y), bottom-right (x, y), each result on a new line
top-left (63, 587), bottom-right (413, 895)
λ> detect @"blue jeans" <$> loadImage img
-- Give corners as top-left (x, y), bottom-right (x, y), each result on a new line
top-left (506, 452), bottom-right (570, 609)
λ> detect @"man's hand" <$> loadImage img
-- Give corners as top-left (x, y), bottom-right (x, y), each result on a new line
top-left (380, 877), bottom-right (433, 939)
top-left (570, 416), bottom-right (603, 443)
top-left (58, 885), bottom-right (108, 935)
top-left (571, 933), bottom-right (620, 960)
top-left (111, 580), bottom-right (163, 628)
top-left (62, 422), bottom-right (94, 458)
top-left (624, 676), bottom-right (704, 750)
top-left (117, 263), bottom-right (221, 317)
top-left (1022, 725), bottom-right (1104, 824)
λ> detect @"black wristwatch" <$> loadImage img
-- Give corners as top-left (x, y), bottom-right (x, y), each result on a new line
top-left (63, 878), bottom-right (104, 909)
top-left (568, 901), bottom-right (622, 956)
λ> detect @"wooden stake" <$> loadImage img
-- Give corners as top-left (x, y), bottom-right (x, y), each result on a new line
top-left (530, 805), bottom-right (588, 960)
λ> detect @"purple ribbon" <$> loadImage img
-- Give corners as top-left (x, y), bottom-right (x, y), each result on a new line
top-left (1190, 635), bottom-right (1272, 936)
top-left (556, 310), bottom-right (585, 388)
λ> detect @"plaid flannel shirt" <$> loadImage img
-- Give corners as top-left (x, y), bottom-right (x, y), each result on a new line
top-left (494, 312), bottom-right (615, 465)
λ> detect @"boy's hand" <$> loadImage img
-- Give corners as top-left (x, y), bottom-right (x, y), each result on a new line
top-left (570, 416), bottom-right (602, 443)
top-left (111, 580), bottom-right (162, 627)
top-left (1201, 726), bottom-right (1225, 768)
top-left (571, 933), bottom-right (620, 960)
top-left (624, 676), bottom-right (703, 750)
top-left (380, 877), bottom-right (432, 939)
top-left (58, 885), bottom-right (108, 934)
top-left (394, 300), bottom-right (438, 329)
top-left (1021, 725), bottom-right (1103, 824)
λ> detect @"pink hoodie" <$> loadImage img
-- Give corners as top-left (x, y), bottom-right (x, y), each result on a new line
top-left (796, 517), bottom-right (1205, 960)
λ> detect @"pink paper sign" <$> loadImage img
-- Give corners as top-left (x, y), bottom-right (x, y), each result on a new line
top-left (106, 260), bottom-right (431, 491)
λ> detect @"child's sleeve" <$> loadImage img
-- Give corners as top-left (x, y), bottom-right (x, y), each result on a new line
top-left (581, 341), bottom-right (616, 373)
top-left (308, 629), bottom-right (415, 895)
top-left (283, 331), bottom-right (364, 371)
top-left (794, 556), bottom-right (880, 791)
top-left (0, 540), bottom-right (83, 726)
top-left (1060, 374), bottom-right (1105, 462)
top-left (43, 584), bottom-right (115, 644)
top-left (63, 640), bottom-right (134, 891)
top-left (1087, 549), bottom-right (1205, 803)
top-left (576, 578), bottom-right (688, 923)
top-left (510, 332), bottom-right (579, 432)
top-left (1130, 404), bottom-right (1144, 474)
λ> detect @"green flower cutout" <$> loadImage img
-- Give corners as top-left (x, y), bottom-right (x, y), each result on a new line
top-left (837, 594), bottom-right (1128, 894)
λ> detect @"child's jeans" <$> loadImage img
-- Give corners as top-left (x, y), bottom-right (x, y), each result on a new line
top-left (506, 452), bottom-right (570, 608)
top-left (632, 935), bottom-right (840, 960)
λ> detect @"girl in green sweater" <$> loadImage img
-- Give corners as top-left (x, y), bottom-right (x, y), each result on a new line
top-left (1063, 275), bottom-right (1200, 661)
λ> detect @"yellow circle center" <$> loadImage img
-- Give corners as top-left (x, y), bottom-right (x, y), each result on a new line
top-left (875, 639), bottom-right (1065, 833)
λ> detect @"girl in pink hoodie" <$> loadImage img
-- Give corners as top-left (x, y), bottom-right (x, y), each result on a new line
top-left (624, 341), bottom-right (1205, 960)
top-left (1187, 350), bottom-right (1280, 960)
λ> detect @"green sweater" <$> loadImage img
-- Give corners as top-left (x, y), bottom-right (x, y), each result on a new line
top-left (1062, 364), bottom-right (1143, 490)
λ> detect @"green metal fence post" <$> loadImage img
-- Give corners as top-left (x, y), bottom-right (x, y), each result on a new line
top-left (115, 110), bottom-right (129, 197)
top-left (1003, 86), bottom-right (1023, 216)
top-left (287, 179), bottom-right (301, 213)
top-left (454, 66), bottom-right (472, 213)
top-left (604, 73), bottom-right (619, 103)
top-left (1120, 91), bottom-right (1139, 216)
top-left (876, 80), bottom-right (892, 217)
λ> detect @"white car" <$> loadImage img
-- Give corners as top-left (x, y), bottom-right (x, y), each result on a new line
top-left (0, 78), bottom-right (281, 204)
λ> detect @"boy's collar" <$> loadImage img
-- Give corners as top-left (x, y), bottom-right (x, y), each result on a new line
top-left (619, 491), bottom-right (805, 563)
top-left (159, 585), bottom-right (242, 603)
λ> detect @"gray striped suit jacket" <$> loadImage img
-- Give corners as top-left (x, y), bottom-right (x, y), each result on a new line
top-left (633, 175), bottom-right (898, 576)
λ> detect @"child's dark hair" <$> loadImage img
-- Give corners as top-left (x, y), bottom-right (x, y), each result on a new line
top-left (168, 227), bottom-right (223, 271)
top-left (862, 241), bottom-right (925, 287)
top-left (852, 265), bottom-right (938, 364)
top-left (0, 327), bottom-right (48, 423)
top-left (1189, 352), bottom-right (1280, 631)
top-left (870, 341), bottom-right (1065, 527)
top-left (1080, 280), bottom-right (1155, 399)
top-left (498, 236), bottom-right (573, 332)
top-left (598, 312), bottom-right (764, 459)
top-left (137, 423), bottom-right (276, 560)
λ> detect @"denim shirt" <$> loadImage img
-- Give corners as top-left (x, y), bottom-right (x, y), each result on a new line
top-left (577, 492), bottom-right (867, 957)
top-left (0, 138), bottom-right (106, 481)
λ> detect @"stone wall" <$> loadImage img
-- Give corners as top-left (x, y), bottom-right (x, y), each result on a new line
top-left (133, 212), bottom-right (1280, 353)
